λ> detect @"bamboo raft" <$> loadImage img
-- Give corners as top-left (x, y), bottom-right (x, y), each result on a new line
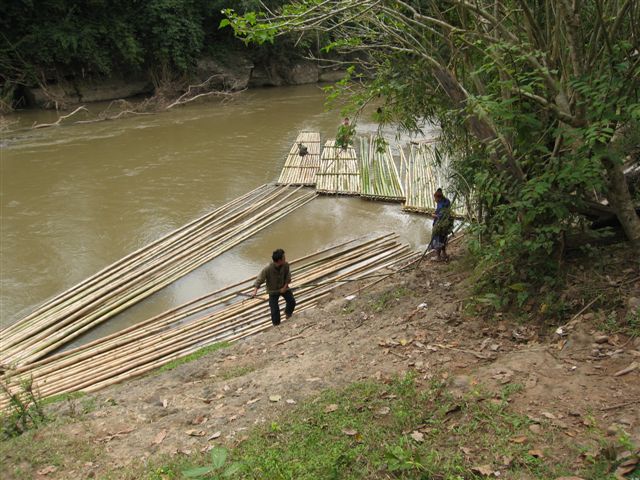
top-left (276, 131), bottom-right (321, 186)
top-left (315, 140), bottom-right (361, 195)
top-left (401, 143), bottom-right (466, 217)
top-left (0, 185), bottom-right (316, 367)
top-left (359, 137), bottom-right (405, 202)
top-left (0, 234), bottom-right (419, 408)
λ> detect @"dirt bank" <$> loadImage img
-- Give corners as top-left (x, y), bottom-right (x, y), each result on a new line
top-left (2, 243), bottom-right (639, 479)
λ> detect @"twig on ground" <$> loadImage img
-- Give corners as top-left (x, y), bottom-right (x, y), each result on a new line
top-left (434, 343), bottom-right (493, 360)
top-left (562, 296), bottom-right (602, 329)
top-left (600, 399), bottom-right (640, 411)
top-left (272, 335), bottom-right (305, 347)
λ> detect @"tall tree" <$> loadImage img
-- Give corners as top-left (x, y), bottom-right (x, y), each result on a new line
top-left (225, 0), bottom-right (640, 303)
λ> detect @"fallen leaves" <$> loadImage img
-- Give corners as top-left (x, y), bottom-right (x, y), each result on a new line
top-left (185, 429), bottom-right (206, 437)
top-left (152, 429), bottom-right (167, 445)
top-left (410, 431), bottom-right (424, 443)
top-left (269, 395), bottom-right (281, 402)
top-left (510, 435), bottom-right (528, 444)
top-left (341, 428), bottom-right (358, 436)
top-left (614, 451), bottom-right (639, 479)
top-left (37, 466), bottom-right (57, 476)
top-left (191, 415), bottom-right (208, 425)
top-left (375, 406), bottom-right (390, 416)
top-left (324, 404), bottom-right (339, 413)
top-left (471, 464), bottom-right (496, 476)
top-left (527, 449), bottom-right (544, 458)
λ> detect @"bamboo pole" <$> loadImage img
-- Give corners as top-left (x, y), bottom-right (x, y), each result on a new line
top-left (1, 234), bottom-right (417, 408)
top-left (1, 187), bottom-right (317, 366)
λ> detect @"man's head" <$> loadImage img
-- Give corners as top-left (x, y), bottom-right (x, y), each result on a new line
top-left (272, 248), bottom-right (286, 265)
top-left (434, 188), bottom-right (443, 200)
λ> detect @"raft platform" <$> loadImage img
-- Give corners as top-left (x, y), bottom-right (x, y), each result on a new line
top-left (316, 140), bottom-right (361, 195)
top-left (276, 131), bottom-right (321, 186)
top-left (359, 136), bottom-right (405, 202)
top-left (401, 142), bottom-right (467, 217)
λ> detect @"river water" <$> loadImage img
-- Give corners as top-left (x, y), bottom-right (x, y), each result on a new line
top-left (0, 84), bottom-right (435, 348)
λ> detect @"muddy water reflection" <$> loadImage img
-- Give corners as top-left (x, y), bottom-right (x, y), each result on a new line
top-left (1, 85), bottom-right (435, 347)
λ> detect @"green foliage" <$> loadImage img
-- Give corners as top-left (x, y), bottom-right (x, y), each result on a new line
top-left (219, 365), bottom-right (254, 380)
top-left (223, 1), bottom-right (640, 314)
top-left (0, 376), bottom-right (48, 439)
top-left (172, 374), bottom-right (590, 478)
top-left (182, 447), bottom-right (242, 479)
top-left (0, 0), bottom-right (293, 107)
top-left (140, 0), bottom-right (207, 72)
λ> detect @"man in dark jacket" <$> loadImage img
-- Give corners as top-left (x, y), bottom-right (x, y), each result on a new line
top-left (429, 188), bottom-right (452, 261)
top-left (252, 248), bottom-right (296, 326)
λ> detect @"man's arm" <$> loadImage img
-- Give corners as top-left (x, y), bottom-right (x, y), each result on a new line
top-left (253, 266), bottom-right (267, 297)
top-left (280, 263), bottom-right (292, 293)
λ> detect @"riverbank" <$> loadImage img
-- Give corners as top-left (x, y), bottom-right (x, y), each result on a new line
top-left (2, 240), bottom-right (638, 479)
top-left (18, 49), bottom-right (345, 110)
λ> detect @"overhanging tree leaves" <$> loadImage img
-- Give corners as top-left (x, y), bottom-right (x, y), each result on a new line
top-left (224, 0), bottom-right (640, 307)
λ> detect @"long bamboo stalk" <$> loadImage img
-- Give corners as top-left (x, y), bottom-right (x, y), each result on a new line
top-left (1, 186), bottom-right (317, 366)
top-left (1, 234), bottom-right (417, 408)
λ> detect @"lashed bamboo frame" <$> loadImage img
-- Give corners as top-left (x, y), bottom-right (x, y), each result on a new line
top-left (359, 136), bottom-right (405, 202)
top-left (316, 140), bottom-right (361, 195)
top-left (276, 131), bottom-right (321, 186)
top-left (401, 142), bottom-right (467, 217)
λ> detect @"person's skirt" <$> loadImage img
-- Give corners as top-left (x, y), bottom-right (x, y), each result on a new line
top-left (428, 233), bottom-right (448, 251)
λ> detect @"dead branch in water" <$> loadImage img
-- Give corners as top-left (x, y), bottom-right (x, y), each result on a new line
top-left (25, 76), bottom-right (240, 131)
top-left (166, 75), bottom-right (242, 109)
top-left (32, 106), bottom-right (89, 129)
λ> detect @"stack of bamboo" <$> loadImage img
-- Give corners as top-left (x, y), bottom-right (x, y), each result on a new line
top-left (316, 140), bottom-right (361, 195)
top-left (401, 143), bottom-right (467, 217)
top-left (276, 131), bottom-right (321, 186)
top-left (0, 234), bottom-right (418, 408)
top-left (0, 185), bottom-right (316, 367)
top-left (359, 137), bottom-right (405, 202)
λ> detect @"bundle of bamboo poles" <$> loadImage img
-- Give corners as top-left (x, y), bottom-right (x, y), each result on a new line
top-left (0, 185), bottom-right (316, 367)
top-left (316, 140), bottom-right (361, 195)
top-left (0, 234), bottom-right (419, 409)
top-left (276, 131), bottom-right (321, 186)
top-left (401, 143), bottom-right (467, 217)
top-left (359, 136), bottom-right (405, 202)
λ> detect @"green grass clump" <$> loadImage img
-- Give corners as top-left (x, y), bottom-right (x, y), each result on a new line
top-left (219, 365), bottom-right (255, 381)
top-left (157, 342), bottom-right (231, 373)
top-left (173, 374), bottom-right (590, 479)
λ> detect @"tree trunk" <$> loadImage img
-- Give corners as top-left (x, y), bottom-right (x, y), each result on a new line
top-left (603, 156), bottom-right (640, 256)
top-left (432, 67), bottom-right (526, 184)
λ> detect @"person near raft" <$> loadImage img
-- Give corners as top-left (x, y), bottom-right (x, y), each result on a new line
top-left (335, 117), bottom-right (355, 150)
top-left (252, 248), bottom-right (296, 326)
top-left (429, 188), bottom-right (453, 262)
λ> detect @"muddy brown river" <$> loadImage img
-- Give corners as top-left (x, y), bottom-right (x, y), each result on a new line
top-left (0, 84), bottom-right (436, 348)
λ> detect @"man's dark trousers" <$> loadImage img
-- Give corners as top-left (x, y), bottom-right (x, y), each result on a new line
top-left (268, 290), bottom-right (296, 326)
